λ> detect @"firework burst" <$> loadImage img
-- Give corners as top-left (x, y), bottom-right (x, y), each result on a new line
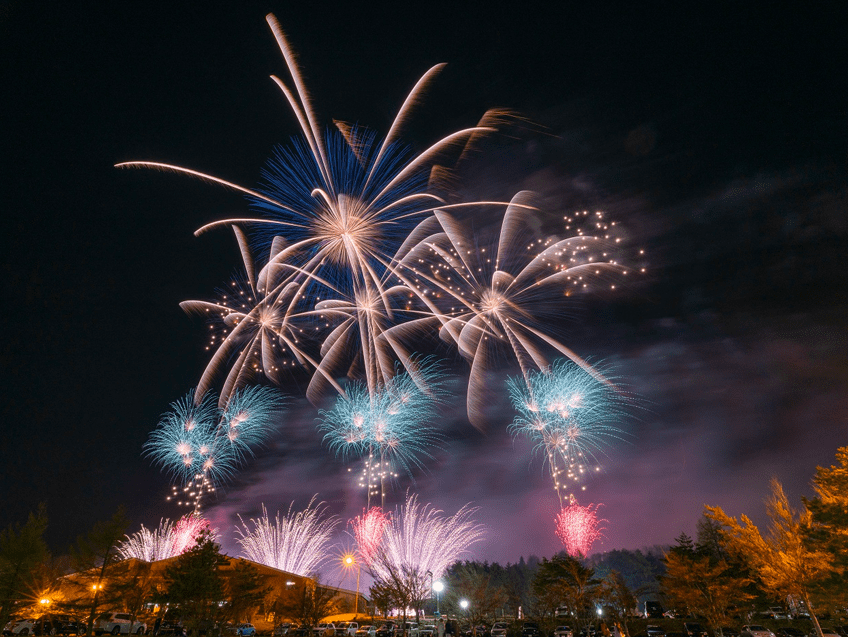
top-left (117, 14), bottom-right (517, 406)
top-left (392, 192), bottom-right (635, 427)
top-left (235, 496), bottom-right (339, 575)
top-left (118, 514), bottom-right (215, 562)
top-left (144, 386), bottom-right (284, 509)
top-left (366, 493), bottom-right (485, 582)
top-left (318, 360), bottom-right (446, 505)
top-left (508, 358), bottom-right (631, 503)
top-left (349, 507), bottom-right (390, 565)
top-left (555, 501), bottom-right (605, 557)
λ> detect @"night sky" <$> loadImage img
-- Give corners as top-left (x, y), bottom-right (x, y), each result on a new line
top-left (3, 1), bottom-right (847, 575)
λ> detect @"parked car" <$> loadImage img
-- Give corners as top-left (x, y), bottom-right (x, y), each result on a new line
top-left (355, 627), bottom-right (376, 637)
top-left (236, 626), bottom-right (256, 637)
top-left (420, 626), bottom-right (435, 637)
top-left (33, 616), bottom-right (86, 636)
top-left (553, 627), bottom-right (573, 637)
top-left (490, 624), bottom-right (508, 637)
top-left (274, 624), bottom-right (293, 637)
top-left (336, 624), bottom-right (358, 637)
top-left (375, 626), bottom-right (397, 637)
top-left (522, 624), bottom-right (541, 637)
top-left (684, 623), bottom-right (708, 637)
top-left (402, 624), bottom-right (420, 637)
top-left (812, 631), bottom-right (839, 637)
top-left (4, 620), bottom-right (35, 636)
top-left (314, 626), bottom-right (335, 637)
top-left (93, 614), bottom-right (146, 636)
top-left (776, 629), bottom-right (805, 637)
top-left (741, 626), bottom-right (775, 637)
top-left (646, 626), bottom-right (665, 637)
top-left (718, 628), bottom-right (740, 637)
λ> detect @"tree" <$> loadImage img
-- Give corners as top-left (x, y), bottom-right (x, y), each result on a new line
top-left (533, 556), bottom-right (599, 635)
top-left (367, 581), bottom-right (394, 619)
top-left (706, 478), bottom-right (831, 637)
top-left (660, 550), bottom-right (752, 635)
top-left (225, 560), bottom-right (270, 624)
top-left (163, 530), bottom-right (226, 637)
top-left (68, 508), bottom-right (129, 636)
top-left (804, 446), bottom-right (848, 610)
top-left (272, 576), bottom-right (338, 630)
top-left (364, 547), bottom-right (429, 636)
top-left (696, 516), bottom-right (729, 563)
top-left (598, 571), bottom-right (637, 637)
top-left (443, 565), bottom-right (508, 632)
top-left (587, 548), bottom-right (666, 603)
top-left (109, 560), bottom-right (159, 634)
top-left (0, 505), bottom-right (49, 632)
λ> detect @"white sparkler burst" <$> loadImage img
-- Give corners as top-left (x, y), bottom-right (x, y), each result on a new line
top-left (118, 515), bottom-right (216, 562)
top-left (235, 496), bottom-right (340, 575)
top-left (367, 492), bottom-right (485, 582)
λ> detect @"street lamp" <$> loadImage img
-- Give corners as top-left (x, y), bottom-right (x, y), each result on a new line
top-left (342, 553), bottom-right (361, 616)
top-left (432, 580), bottom-right (444, 616)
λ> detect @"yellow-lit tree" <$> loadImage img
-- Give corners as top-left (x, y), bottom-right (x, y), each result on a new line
top-left (804, 446), bottom-right (848, 610)
top-left (661, 550), bottom-right (752, 635)
top-left (706, 478), bottom-right (830, 637)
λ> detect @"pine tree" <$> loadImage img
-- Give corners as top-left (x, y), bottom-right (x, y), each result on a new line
top-left (804, 446), bottom-right (848, 610)
top-left (0, 505), bottom-right (49, 632)
top-left (163, 530), bottom-right (226, 637)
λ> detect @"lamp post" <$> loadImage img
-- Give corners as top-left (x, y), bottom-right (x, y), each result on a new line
top-left (432, 581), bottom-right (444, 616)
top-left (343, 554), bottom-right (361, 616)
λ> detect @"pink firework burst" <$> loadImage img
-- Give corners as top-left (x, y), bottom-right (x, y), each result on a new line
top-left (555, 501), bottom-right (605, 557)
top-left (171, 514), bottom-right (213, 555)
top-left (350, 507), bottom-right (389, 564)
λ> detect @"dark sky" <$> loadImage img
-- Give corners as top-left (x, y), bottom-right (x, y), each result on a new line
top-left (2, 1), bottom-right (847, 573)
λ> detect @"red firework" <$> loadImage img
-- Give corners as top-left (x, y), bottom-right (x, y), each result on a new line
top-left (350, 506), bottom-right (389, 564)
top-left (172, 514), bottom-right (212, 554)
top-left (555, 501), bottom-right (605, 557)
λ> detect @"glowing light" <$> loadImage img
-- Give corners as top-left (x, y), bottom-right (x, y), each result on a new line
top-left (554, 501), bottom-right (605, 557)
top-left (235, 496), bottom-right (339, 575)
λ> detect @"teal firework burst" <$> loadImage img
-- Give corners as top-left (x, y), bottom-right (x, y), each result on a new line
top-left (145, 386), bottom-right (285, 509)
top-left (507, 359), bottom-right (631, 502)
top-left (317, 360), bottom-right (446, 505)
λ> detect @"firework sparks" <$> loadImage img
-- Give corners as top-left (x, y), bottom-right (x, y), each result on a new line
top-left (116, 13), bottom-right (517, 407)
top-left (236, 496), bottom-right (339, 575)
top-left (144, 386), bottom-right (285, 509)
top-left (366, 493), bottom-right (485, 582)
top-left (508, 358), bottom-right (631, 503)
top-left (393, 192), bottom-right (635, 428)
top-left (318, 360), bottom-right (446, 505)
top-left (555, 501), bottom-right (605, 557)
top-left (349, 507), bottom-right (390, 565)
top-left (118, 514), bottom-right (216, 561)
